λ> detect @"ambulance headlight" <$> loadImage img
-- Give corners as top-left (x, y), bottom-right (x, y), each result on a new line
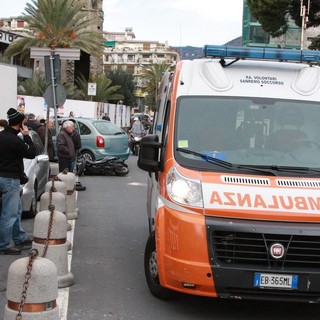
top-left (167, 166), bottom-right (203, 207)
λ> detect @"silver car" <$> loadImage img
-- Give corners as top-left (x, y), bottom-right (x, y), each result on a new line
top-left (20, 130), bottom-right (50, 218)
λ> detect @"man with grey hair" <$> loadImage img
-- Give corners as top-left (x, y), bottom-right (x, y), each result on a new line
top-left (56, 120), bottom-right (76, 172)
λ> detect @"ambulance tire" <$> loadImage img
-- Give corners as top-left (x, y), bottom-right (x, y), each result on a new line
top-left (144, 233), bottom-right (172, 300)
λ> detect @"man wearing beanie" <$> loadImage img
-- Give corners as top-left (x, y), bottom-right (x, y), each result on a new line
top-left (0, 108), bottom-right (36, 255)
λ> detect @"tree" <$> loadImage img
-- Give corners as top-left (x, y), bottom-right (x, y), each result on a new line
top-left (18, 73), bottom-right (80, 98)
top-left (247, 0), bottom-right (292, 37)
top-left (140, 62), bottom-right (172, 110)
top-left (247, 0), bottom-right (320, 38)
top-left (5, 0), bottom-right (104, 61)
top-left (75, 74), bottom-right (124, 103)
top-left (105, 69), bottom-right (136, 107)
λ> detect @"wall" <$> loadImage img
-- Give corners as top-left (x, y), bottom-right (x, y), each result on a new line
top-left (17, 95), bottom-right (131, 128)
top-left (0, 64), bottom-right (17, 119)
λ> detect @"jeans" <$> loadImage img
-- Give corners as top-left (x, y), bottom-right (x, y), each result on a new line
top-left (0, 177), bottom-right (26, 249)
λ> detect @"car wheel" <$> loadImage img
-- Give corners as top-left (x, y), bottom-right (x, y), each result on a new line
top-left (81, 150), bottom-right (95, 162)
top-left (144, 233), bottom-right (172, 300)
top-left (23, 183), bottom-right (38, 219)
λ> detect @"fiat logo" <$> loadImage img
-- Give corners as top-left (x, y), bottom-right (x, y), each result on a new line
top-left (270, 243), bottom-right (285, 259)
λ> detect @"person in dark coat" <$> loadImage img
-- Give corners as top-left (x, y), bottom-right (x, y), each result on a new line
top-left (57, 120), bottom-right (76, 172)
top-left (102, 114), bottom-right (110, 121)
top-left (25, 113), bottom-right (41, 131)
top-left (0, 108), bottom-right (36, 255)
top-left (37, 117), bottom-right (55, 161)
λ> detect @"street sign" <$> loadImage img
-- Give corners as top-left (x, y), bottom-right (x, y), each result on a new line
top-left (88, 82), bottom-right (97, 96)
top-left (44, 83), bottom-right (67, 108)
top-left (44, 55), bottom-right (61, 85)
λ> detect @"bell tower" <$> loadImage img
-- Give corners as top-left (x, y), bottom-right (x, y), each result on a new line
top-left (78, 0), bottom-right (104, 76)
top-left (81, 0), bottom-right (104, 34)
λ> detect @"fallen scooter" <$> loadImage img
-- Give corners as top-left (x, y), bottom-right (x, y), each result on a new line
top-left (77, 156), bottom-right (129, 176)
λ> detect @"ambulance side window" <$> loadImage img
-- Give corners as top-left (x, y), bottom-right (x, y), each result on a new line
top-left (159, 101), bottom-right (171, 170)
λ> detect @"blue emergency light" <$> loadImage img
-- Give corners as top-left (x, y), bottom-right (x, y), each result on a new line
top-left (203, 45), bottom-right (320, 63)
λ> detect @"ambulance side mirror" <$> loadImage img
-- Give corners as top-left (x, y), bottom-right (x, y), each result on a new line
top-left (138, 134), bottom-right (162, 172)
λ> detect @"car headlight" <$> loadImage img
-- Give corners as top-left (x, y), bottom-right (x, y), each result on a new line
top-left (166, 166), bottom-right (203, 207)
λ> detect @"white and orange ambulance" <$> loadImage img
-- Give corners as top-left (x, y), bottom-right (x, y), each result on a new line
top-left (138, 45), bottom-right (320, 302)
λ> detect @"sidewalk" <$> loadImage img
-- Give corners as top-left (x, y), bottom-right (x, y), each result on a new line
top-left (0, 216), bottom-right (75, 319)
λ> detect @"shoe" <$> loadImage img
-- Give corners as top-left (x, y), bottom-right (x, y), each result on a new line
top-left (0, 247), bottom-right (22, 255)
top-left (15, 236), bottom-right (34, 250)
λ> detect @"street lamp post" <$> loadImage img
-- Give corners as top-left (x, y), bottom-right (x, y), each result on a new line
top-left (300, 0), bottom-right (310, 49)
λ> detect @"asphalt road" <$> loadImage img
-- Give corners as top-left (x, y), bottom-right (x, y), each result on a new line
top-left (1, 156), bottom-right (320, 319)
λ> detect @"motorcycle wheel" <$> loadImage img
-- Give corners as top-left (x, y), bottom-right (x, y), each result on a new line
top-left (134, 144), bottom-right (139, 156)
top-left (114, 163), bottom-right (129, 176)
top-left (77, 157), bottom-right (86, 176)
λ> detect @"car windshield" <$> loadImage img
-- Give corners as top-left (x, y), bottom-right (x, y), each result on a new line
top-left (174, 96), bottom-right (320, 173)
top-left (92, 120), bottom-right (124, 135)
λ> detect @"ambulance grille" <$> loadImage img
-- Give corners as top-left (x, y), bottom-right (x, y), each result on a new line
top-left (211, 230), bottom-right (320, 269)
top-left (276, 179), bottom-right (320, 188)
top-left (222, 176), bottom-right (270, 186)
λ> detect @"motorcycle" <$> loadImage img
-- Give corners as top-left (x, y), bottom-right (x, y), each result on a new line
top-left (77, 156), bottom-right (129, 176)
top-left (129, 131), bottom-right (146, 156)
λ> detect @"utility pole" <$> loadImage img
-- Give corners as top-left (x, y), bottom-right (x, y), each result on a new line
top-left (300, 0), bottom-right (310, 49)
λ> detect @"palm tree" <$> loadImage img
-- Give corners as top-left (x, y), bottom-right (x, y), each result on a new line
top-left (75, 74), bottom-right (124, 103)
top-left (5, 0), bottom-right (104, 65)
top-left (140, 62), bottom-right (173, 110)
top-left (18, 73), bottom-right (81, 98)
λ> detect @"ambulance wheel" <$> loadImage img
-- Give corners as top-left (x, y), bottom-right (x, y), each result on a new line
top-left (144, 233), bottom-right (171, 300)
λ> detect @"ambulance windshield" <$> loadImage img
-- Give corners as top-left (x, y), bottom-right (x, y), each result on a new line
top-left (174, 96), bottom-right (320, 173)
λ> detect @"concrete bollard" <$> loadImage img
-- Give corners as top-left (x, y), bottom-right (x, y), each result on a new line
top-left (33, 210), bottom-right (74, 288)
top-left (45, 180), bottom-right (67, 198)
top-left (57, 170), bottom-right (79, 220)
top-left (40, 191), bottom-right (66, 214)
top-left (39, 191), bottom-right (72, 251)
top-left (45, 180), bottom-right (72, 231)
top-left (4, 255), bottom-right (59, 319)
top-left (49, 162), bottom-right (59, 179)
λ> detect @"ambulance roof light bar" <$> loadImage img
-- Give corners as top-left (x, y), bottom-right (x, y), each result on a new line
top-left (203, 45), bottom-right (320, 63)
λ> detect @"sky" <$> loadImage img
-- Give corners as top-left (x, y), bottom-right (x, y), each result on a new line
top-left (1, 0), bottom-right (243, 47)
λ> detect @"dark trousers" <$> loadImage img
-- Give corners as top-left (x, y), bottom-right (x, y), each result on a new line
top-left (58, 157), bottom-right (74, 173)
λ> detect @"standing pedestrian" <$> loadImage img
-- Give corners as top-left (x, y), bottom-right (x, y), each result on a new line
top-left (25, 113), bottom-right (41, 131)
top-left (57, 120), bottom-right (76, 172)
top-left (102, 114), bottom-right (110, 121)
top-left (0, 108), bottom-right (36, 255)
top-left (37, 117), bottom-right (55, 161)
top-left (0, 119), bottom-right (8, 131)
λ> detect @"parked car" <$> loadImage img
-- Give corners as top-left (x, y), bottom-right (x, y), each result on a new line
top-left (21, 130), bottom-right (50, 218)
top-left (52, 118), bottom-right (130, 161)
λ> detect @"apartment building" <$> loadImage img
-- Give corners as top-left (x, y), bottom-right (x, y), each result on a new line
top-left (103, 27), bottom-right (179, 98)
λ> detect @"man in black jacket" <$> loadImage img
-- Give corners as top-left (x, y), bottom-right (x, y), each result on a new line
top-left (0, 108), bottom-right (36, 255)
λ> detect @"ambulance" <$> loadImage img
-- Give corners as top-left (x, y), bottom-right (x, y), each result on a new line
top-left (138, 45), bottom-right (320, 302)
